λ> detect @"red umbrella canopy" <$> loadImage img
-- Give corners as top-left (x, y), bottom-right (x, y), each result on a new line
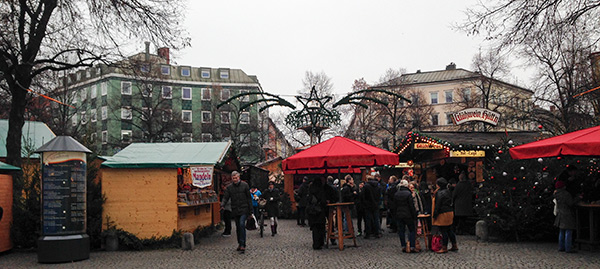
top-left (282, 136), bottom-right (399, 173)
top-left (509, 125), bottom-right (600, 159)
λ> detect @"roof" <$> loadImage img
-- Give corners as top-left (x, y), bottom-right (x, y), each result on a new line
top-left (420, 131), bottom-right (540, 147)
top-left (0, 120), bottom-right (56, 158)
top-left (36, 136), bottom-right (92, 153)
top-left (102, 141), bottom-right (232, 168)
top-left (0, 161), bottom-right (21, 171)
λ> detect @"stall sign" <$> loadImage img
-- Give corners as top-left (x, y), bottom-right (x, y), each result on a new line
top-left (191, 166), bottom-right (213, 188)
top-left (395, 162), bottom-right (414, 168)
top-left (452, 108), bottom-right (500, 126)
top-left (414, 143), bottom-right (444, 150)
top-left (450, 150), bottom-right (486, 158)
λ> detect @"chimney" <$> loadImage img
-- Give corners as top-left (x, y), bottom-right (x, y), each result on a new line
top-left (446, 62), bottom-right (456, 70)
top-left (144, 41), bottom-right (150, 61)
top-left (416, 69), bottom-right (421, 73)
top-left (157, 47), bottom-right (170, 64)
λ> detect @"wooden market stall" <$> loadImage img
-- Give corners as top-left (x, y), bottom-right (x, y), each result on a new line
top-left (100, 141), bottom-right (239, 239)
top-left (0, 161), bottom-right (21, 253)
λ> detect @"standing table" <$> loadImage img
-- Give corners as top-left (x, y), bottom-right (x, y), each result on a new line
top-left (575, 203), bottom-right (600, 250)
top-left (326, 202), bottom-right (357, 250)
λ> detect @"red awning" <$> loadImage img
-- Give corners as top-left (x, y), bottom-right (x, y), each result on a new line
top-left (509, 125), bottom-right (600, 159)
top-left (282, 136), bottom-right (399, 174)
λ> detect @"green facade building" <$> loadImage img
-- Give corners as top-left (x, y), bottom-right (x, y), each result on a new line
top-left (58, 45), bottom-right (266, 162)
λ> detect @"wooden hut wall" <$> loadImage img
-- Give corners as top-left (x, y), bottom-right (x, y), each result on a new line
top-left (0, 174), bottom-right (13, 252)
top-left (177, 204), bottom-right (214, 232)
top-left (102, 168), bottom-right (177, 239)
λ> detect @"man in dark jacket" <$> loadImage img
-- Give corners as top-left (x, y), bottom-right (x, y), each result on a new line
top-left (296, 177), bottom-right (310, 226)
top-left (394, 179), bottom-right (418, 253)
top-left (363, 175), bottom-right (381, 239)
top-left (307, 176), bottom-right (328, 249)
top-left (221, 171), bottom-right (252, 253)
top-left (386, 175), bottom-right (399, 233)
top-left (262, 181), bottom-right (280, 236)
top-left (452, 172), bottom-right (473, 235)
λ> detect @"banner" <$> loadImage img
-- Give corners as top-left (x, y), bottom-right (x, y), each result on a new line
top-left (452, 108), bottom-right (500, 126)
top-left (191, 166), bottom-right (213, 188)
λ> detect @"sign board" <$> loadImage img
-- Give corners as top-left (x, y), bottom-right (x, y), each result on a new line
top-left (395, 162), bottom-right (414, 168)
top-left (452, 108), bottom-right (500, 126)
top-left (449, 150), bottom-right (486, 158)
top-left (41, 151), bottom-right (87, 235)
top-left (414, 143), bottom-right (444, 150)
top-left (191, 166), bottom-right (213, 188)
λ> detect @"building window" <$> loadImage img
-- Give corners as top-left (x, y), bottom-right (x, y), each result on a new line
top-left (162, 109), bottom-right (172, 122)
top-left (140, 64), bottom-right (150, 73)
top-left (81, 88), bottom-right (87, 101)
top-left (411, 94), bottom-right (419, 104)
top-left (121, 130), bottom-right (132, 143)
top-left (96, 67), bottom-right (102, 75)
top-left (182, 110), bottom-right (192, 123)
top-left (202, 111), bottom-right (211, 123)
top-left (162, 86), bottom-right (172, 99)
top-left (86, 69), bottom-right (91, 78)
top-left (101, 82), bottom-right (108, 96)
top-left (91, 132), bottom-right (97, 142)
top-left (80, 111), bottom-right (87, 124)
top-left (91, 85), bottom-right (97, 99)
top-left (121, 81), bottom-right (132, 95)
top-left (220, 70), bottom-right (229, 79)
top-left (445, 90), bottom-right (453, 103)
top-left (76, 72), bottom-right (81, 81)
top-left (446, 113), bottom-right (453, 125)
top-left (221, 111), bottom-right (230, 124)
top-left (101, 131), bottom-right (108, 144)
top-left (182, 133), bottom-right (193, 142)
top-left (121, 107), bottom-right (132, 120)
top-left (161, 65), bottom-right (170, 75)
top-left (72, 113), bottom-right (78, 126)
top-left (201, 69), bottom-right (210, 78)
top-left (201, 133), bottom-right (212, 142)
top-left (141, 107), bottom-right (151, 121)
top-left (431, 114), bottom-right (439, 125)
top-left (181, 67), bottom-right (191, 77)
top-left (182, 87), bottom-right (192, 100)
top-left (240, 89), bottom-right (250, 102)
top-left (91, 109), bottom-right (97, 122)
top-left (240, 112), bottom-right (250, 124)
top-left (221, 89), bottom-right (230, 101)
top-left (142, 84), bottom-right (152, 97)
top-left (101, 106), bottom-right (107, 120)
top-left (430, 92), bottom-right (438, 104)
top-left (201, 88), bottom-right (211, 100)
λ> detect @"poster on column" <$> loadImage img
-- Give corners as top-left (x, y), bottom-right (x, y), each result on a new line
top-left (191, 166), bottom-right (213, 188)
top-left (41, 151), bottom-right (87, 235)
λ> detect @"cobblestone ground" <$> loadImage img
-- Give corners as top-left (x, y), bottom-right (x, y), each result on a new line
top-left (1, 219), bottom-right (599, 268)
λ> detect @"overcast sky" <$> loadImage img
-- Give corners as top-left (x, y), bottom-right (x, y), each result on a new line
top-left (174, 0), bottom-right (529, 102)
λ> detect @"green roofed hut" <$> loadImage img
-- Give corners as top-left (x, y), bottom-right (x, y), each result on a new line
top-left (100, 141), bottom-right (240, 239)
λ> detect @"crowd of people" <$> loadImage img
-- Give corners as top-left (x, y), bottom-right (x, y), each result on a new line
top-left (220, 164), bottom-right (476, 254)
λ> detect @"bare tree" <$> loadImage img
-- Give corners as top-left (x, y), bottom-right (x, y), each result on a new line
top-left (0, 0), bottom-right (189, 168)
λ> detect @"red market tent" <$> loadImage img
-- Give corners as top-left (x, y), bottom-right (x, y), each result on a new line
top-left (509, 125), bottom-right (600, 159)
top-left (282, 136), bottom-right (399, 174)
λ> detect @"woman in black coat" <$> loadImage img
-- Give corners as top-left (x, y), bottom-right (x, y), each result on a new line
top-left (307, 177), bottom-right (328, 249)
top-left (452, 172), bottom-right (473, 234)
top-left (262, 181), bottom-right (280, 236)
top-left (432, 178), bottom-right (457, 253)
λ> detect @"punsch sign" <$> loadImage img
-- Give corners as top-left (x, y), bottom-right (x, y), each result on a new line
top-left (452, 108), bottom-right (500, 126)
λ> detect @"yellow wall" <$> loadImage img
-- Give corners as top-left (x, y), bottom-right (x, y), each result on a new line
top-left (102, 168), bottom-right (177, 239)
top-left (0, 174), bottom-right (13, 252)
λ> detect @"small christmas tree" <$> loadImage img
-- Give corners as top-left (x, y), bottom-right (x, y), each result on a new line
top-left (474, 139), bottom-right (590, 241)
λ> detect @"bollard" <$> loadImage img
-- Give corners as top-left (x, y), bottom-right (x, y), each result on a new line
top-left (182, 232), bottom-right (194, 250)
top-left (475, 220), bottom-right (489, 242)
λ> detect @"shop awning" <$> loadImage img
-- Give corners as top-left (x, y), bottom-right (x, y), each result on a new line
top-left (102, 141), bottom-right (233, 168)
top-left (282, 136), bottom-right (398, 174)
top-left (0, 161), bottom-right (21, 171)
top-left (509, 125), bottom-right (600, 159)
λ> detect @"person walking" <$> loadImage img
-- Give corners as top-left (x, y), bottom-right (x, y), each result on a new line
top-left (554, 180), bottom-right (580, 253)
top-left (356, 181), bottom-right (366, 236)
top-left (452, 172), bottom-right (473, 235)
top-left (221, 171), bottom-right (252, 253)
top-left (262, 181), bottom-right (281, 236)
top-left (394, 179), bottom-right (419, 253)
top-left (307, 176), bottom-right (328, 250)
top-left (221, 198), bottom-right (232, 237)
top-left (432, 177), bottom-right (457, 253)
top-left (250, 186), bottom-right (262, 218)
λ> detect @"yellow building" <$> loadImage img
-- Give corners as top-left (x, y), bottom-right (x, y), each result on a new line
top-left (101, 141), bottom-right (239, 239)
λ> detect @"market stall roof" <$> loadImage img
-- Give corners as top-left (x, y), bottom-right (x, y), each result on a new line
top-left (282, 136), bottom-right (399, 174)
top-left (0, 119), bottom-right (55, 158)
top-left (509, 125), bottom-right (600, 159)
top-left (417, 131), bottom-right (540, 147)
top-left (0, 161), bottom-right (21, 171)
top-left (102, 141), bottom-right (233, 169)
top-left (35, 136), bottom-right (91, 153)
